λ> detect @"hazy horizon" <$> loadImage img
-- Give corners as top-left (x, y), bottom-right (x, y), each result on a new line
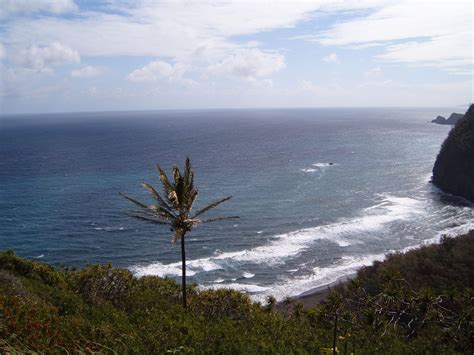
top-left (0, 105), bottom-right (471, 118)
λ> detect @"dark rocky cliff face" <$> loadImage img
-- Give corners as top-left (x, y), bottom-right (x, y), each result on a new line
top-left (432, 104), bottom-right (474, 201)
top-left (431, 112), bottom-right (464, 125)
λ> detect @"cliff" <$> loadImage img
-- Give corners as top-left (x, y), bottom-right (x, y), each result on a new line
top-left (431, 112), bottom-right (464, 125)
top-left (432, 104), bottom-right (474, 200)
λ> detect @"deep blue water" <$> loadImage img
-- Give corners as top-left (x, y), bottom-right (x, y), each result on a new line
top-left (1, 108), bottom-right (473, 300)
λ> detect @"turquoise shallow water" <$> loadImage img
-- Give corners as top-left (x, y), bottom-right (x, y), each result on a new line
top-left (1, 108), bottom-right (473, 300)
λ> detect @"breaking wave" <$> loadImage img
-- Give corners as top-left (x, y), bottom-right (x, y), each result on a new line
top-left (131, 195), bottom-right (423, 277)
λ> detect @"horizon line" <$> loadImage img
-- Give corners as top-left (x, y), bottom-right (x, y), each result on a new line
top-left (1, 104), bottom-right (471, 117)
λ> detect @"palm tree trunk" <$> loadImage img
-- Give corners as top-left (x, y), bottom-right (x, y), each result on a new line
top-left (181, 234), bottom-right (187, 308)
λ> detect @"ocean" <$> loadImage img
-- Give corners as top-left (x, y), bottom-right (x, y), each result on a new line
top-left (1, 108), bottom-right (473, 301)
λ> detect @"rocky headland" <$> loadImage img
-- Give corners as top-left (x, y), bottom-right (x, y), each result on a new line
top-left (432, 104), bottom-right (474, 200)
top-left (431, 112), bottom-right (464, 125)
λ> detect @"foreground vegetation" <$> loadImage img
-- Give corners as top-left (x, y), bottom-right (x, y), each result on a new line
top-left (1, 232), bottom-right (473, 353)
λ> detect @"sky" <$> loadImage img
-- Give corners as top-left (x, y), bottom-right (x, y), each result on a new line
top-left (0, 0), bottom-right (473, 114)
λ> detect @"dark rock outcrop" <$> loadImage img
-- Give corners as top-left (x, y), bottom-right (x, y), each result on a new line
top-left (431, 112), bottom-right (464, 125)
top-left (432, 115), bottom-right (447, 124)
top-left (432, 104), bottom-right (474, 201)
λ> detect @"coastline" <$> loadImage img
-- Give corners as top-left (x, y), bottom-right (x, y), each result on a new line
top-left (284, 273), bottom-right (357, 308)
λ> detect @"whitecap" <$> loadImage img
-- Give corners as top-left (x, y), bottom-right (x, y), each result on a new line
top-left (131, 261), bottom-right (188, 278)
top-left (93, 226), bottom-right (126, 232)
top-left (312, 162), bottom-right (338, 168)
top-left (130, 194), bottom-right (424, 278)
top-left (204, 283), bottom-right (270, 293)
top-left (251, 253), bottom-right (386, 302)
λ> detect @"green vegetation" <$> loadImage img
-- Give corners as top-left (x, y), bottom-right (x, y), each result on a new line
top-left (433, 104), bottom-right (474, 200)
top-left (1, 232), bottom-right (473, 353)
top-left (120, 158), bottom-right (238, 308)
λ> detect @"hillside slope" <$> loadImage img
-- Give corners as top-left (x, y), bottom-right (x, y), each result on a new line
top-left (1, 233), bottom-right (473, 353)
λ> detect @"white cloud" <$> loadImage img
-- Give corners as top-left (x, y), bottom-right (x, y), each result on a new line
top-left (207, 49), bottom-right (285, 80)
top-left (364, 67), bottom-right (382, 77)
top-left (1, 1), bottom-right (378, 65)
top-left (71, 66), bottom-right (102, 78)
top-left (16, 42), bottom-right (80, 72)
top-left (1, 0), bottom-right (472, 111)
top-left (357, 79), bottom-right (393, 89)
top-left (0, 43), bottom-right (5, 59)
top-left (322, 53), bottom-right (339, 63)
top-left (304, 0), bottom-right (473, 69)
top-left (318, 1), bottom-right (470, 45)
top-left (2, 2), bottom-right (323, 60)
top-left (0, 0), bottom-right (77, 17)
top-left (376, 32), bottom-right (472, 65)
top-left (127, 60), bottom-right (193, 86)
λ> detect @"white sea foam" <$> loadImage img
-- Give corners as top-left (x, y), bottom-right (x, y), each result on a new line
top-left (301, 162), bottom-right (338, 173)
top-left (131, 194), bottom-right (423, 278)
top-left (253, 210), bottom-right (473, 302)
top-left (131, 257), bottom-right (221, 277)
top-left (242, 272), bottom-right (255, 279)
top-left (93, 226), bottom-right (125, 232)
top-left (312, 162), bottom-right (338, 168)
top-left (205, 283), bottom-right (270, 293)
top-left (132, 261), bottom-right (189, 277)
top-left (253, 253), bottom-right (387, 302)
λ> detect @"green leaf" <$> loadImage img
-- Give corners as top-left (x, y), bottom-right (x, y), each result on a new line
top-left (157, 165), bottom-right (175, 196)
top-left (200, 216), bottom-right (240, 224)
top-left (128, 213), bottom-right (169, 225)
top-left (141, 182), bottom-right (174, 213)
top-left (192, 196), bottom-right (232, 218)
top-left (119, 192), bottom-right (148, 210)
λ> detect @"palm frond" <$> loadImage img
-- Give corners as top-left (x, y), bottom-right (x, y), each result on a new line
top-left (128, 209), bottom-right (170, 223)
top-left (173, 167), bottom-right (185, 207)
top-left (187, 189), bottom-right (198, 211)
top-left (119, 192), bottom-right (148, 210)
top-left (158, 165), bottom-right (179, 207)
top-left (157, 165), bottom-right (174, 195)
top-left (141, 182), bottom-right (174, 212)
top-left (148, 205), bottom-right (176, 220)
top-left (200, 216), bottom-right (240, 224)
top-left (128, 213), bottom-right (169, 225)
top-left (192, 196), bottom-right (232, 218)
top-left (172, 165), bottom-right (182, 186)
top-left (183, 158), bottom-right (191, 189)
top-left (172, 229), bottom-right (185, 243)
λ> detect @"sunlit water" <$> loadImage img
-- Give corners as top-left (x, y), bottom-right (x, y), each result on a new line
top-left (1, 108), bottom-right (472, 301)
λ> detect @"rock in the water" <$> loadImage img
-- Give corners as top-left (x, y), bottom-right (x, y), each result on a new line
top-left (432, 116), bottom-right (447, 124)
top-left (432, 104), bottom-right (474, 201)
top-left (431, 112), bottom-right (464, 125)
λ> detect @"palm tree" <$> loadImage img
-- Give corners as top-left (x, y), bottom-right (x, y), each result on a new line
top-left (120, 158), bottom-right (238, 308)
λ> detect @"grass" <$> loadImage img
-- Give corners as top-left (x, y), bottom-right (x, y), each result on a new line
top-left (1, 231), bottom-right (473, 353)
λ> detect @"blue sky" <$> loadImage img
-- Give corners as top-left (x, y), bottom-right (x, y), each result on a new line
top-left (0, 0), bottom-right (472, 114)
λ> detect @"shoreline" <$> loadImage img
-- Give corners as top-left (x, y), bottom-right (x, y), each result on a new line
top-left (286, 273), bottom-right (357, 308)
